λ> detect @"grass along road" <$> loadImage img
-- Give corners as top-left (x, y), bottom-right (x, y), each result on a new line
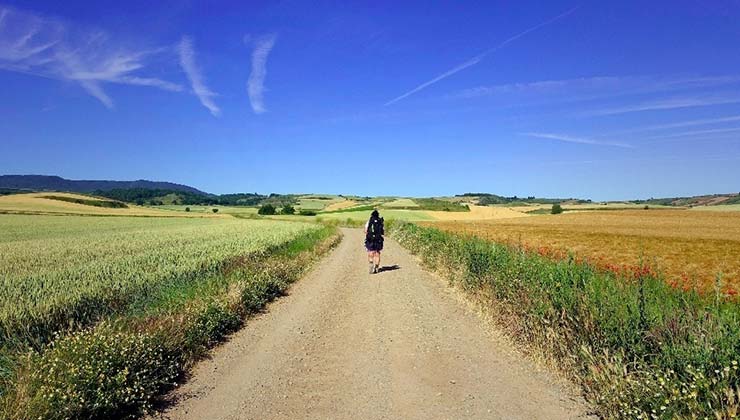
top-left (152, 229), bottom-right (590, 420)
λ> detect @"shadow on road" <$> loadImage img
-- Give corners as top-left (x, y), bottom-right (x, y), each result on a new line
top-left (377, 265), bottom-right (400, 273)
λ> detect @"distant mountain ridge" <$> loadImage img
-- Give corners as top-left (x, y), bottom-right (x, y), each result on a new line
top-left (0, 175), bottom-right (208, 195)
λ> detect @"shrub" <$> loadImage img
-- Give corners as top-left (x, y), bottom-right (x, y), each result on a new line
top-left (258, 204), bottom-right (276, 215)
top-left (212, 208), bottom-right (219, 213)
top-left (299, 209), bottom-right (317, 216)
top-left (25, 324), bottom-right (180, 419)
top-left (185, 207), bottom-right (190, 212)
top-left (551, 203), bottom-right (563, 214)
top-left (281, 205), bottom-right (295, 215)
top-left (644, 205), bottom-right (649, 210)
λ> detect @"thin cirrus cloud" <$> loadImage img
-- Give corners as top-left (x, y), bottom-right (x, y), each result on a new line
top-left (451, 75), bottom-right (740, 101)
top-left (609, 114), bottom-right (740, 135)
top-left (384, 6), bottom-right (579, 106)
top-left (642, 126), bottom-right (740, 143)
top-left (582, 95), bottom-right (740, 117)
top-left (177, 36), bottom-right (220, 117)
top-left (0, 5), bottom-right (183, 108)
top-left (246, 34), bottom-right (277, 114)
top-left (520, 132), bottom-right (634, 148)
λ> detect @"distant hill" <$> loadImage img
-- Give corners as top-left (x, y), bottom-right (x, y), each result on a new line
top-left (0, 175), bottom-right (208, 195)
top-left (631, 193), bottom-right (740, 207)
top-left (456, 193), bottom-right (589, 206)
top-left (457, 192), bottom-right (740, 207)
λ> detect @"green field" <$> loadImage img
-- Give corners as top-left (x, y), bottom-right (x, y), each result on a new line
top-left (159, 204), bottom-right (259, 216)
top-left (691, 204), bottom-right (740, 212)
top-left (0, 213), bottom-right (335, 419)
top-left (296, 195), bottom-right (344, 211)
top-left (381, 198), bottom-right (419, 208)
top-left (0, 215), bottom-right (318, 347)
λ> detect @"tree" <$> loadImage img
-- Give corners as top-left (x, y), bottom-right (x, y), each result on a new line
top-left (551, 204), bottom-right (563, 214)
top-left (258, 204), bottom-right (276, 215)
top-left (185, 207), bottom-right (191, 212)
top-left (212, 208), bottom-right (219, 213)
top-left (281, 205), bottom-right (295, 215)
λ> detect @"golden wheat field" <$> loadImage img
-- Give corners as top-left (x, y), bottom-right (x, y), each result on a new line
top-left (426, 205), bottom-right (530, 221)
top-left (426, 209), bottom-right (740, 290)
top-left (0, 192), bottom-right (213, 217)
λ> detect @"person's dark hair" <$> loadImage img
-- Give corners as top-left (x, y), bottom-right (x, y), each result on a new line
top-left (371, 209), bottom-right (379, 218)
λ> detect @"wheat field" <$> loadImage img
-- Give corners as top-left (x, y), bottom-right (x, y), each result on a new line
top-left (426, 209), bottom-right (740, 290)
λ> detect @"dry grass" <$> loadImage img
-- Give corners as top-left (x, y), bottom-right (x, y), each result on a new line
top-left (0, 193), bottom-right (213, 217)
top-left (427, 205), bottom-right (530, 221)
top-left (425, 209), bottom-right (740, 289)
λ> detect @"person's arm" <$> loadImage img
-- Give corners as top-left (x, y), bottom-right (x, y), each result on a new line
top-left (364, 220), bottom-right (369, 234)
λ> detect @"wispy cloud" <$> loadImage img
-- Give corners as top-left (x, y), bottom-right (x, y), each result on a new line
top-left (643, 126), bottom-right (740, 143)
top-left (452, 75), bottom-right (740, 100)
top-left (0, 5), bottom-right (183, 108)
top-left (521, 132), bottom-right (634, 148)
top-left (247, 34), bottom-right (276, 114)
top-left (583, 95), bottom-right (740, 117)
top-left (612, 114), bottom-right (740, 134)
top-left (384, 6), bottom-right (579, 106)
top-left (177, 36), bottom-right (220, 116)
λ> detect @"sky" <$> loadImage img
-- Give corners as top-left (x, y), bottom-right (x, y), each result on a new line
top-left (1, 1), bottom-right (740, 201)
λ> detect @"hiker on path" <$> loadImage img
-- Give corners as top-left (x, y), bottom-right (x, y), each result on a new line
top-left (364, 210), bottom-right (384, 274)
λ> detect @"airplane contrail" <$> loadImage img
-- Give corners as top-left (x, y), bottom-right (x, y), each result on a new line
top-left (384, 6), bottom-right (580, 106)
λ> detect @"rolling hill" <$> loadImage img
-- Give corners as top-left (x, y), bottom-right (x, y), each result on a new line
top-left (0, 175), bottom-right (207, 194)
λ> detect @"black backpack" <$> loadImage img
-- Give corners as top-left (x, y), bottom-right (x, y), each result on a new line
top-left (367, 216), bottom-right (384, 240)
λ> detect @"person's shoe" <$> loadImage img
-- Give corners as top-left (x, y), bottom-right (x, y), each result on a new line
top-left (369, 262), bottom-right (375, 274)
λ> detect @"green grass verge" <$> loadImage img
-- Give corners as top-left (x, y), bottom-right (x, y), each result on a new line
top-left (1, 226), bottom-right (340, 420)
top-left (391, 222), bottom-right (740, 419)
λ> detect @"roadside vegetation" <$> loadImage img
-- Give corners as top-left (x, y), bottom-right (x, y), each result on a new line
top-left (0, 214), bottom-right (339, 419)
top-left (392, 222), bottom-right (740, 419)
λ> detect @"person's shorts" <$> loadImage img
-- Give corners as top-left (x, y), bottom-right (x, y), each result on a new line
top-left (365, 237), bottom-right (383, 252)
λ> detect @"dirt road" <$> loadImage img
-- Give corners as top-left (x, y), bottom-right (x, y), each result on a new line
top-left (153, 228), bottom-right (591, 420)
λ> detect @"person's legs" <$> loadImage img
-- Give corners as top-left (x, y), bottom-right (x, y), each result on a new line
top-left (374, 251), bottom-right (381, 269)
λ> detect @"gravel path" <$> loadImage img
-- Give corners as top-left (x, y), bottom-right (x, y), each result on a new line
top-left (151, 228), bottom-right (592, 420)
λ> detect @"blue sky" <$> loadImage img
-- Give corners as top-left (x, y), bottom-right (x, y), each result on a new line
top-left (1, 1), bottom-right (739, 200)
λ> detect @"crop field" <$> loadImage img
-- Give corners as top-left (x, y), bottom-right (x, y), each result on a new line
top-left (318, 208), bottom-right (435, 222)
top-left (382, 198), bottom-right (419, 208)
top-left (394, 222), bottom-right (740, 418)
top-left (0, 214), bottom-right (320, 347)
top-left (425, 209), bottom-right (740, 290)
top-left (159, 204), bottom-right (258, 216)
top-left (691, 204), bottom-right (740, 212)
top-left (296, 195), bottom-right (345, 211)
top-left (323, 199), bottom-right (359, 212)
top-left (0, 193), bottom-right (204, 217)
top-left (426, 204), bottom-right (528, 221)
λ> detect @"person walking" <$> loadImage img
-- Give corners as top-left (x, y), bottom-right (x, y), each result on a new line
top-left (364, 210), bottom-right (384, 274)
